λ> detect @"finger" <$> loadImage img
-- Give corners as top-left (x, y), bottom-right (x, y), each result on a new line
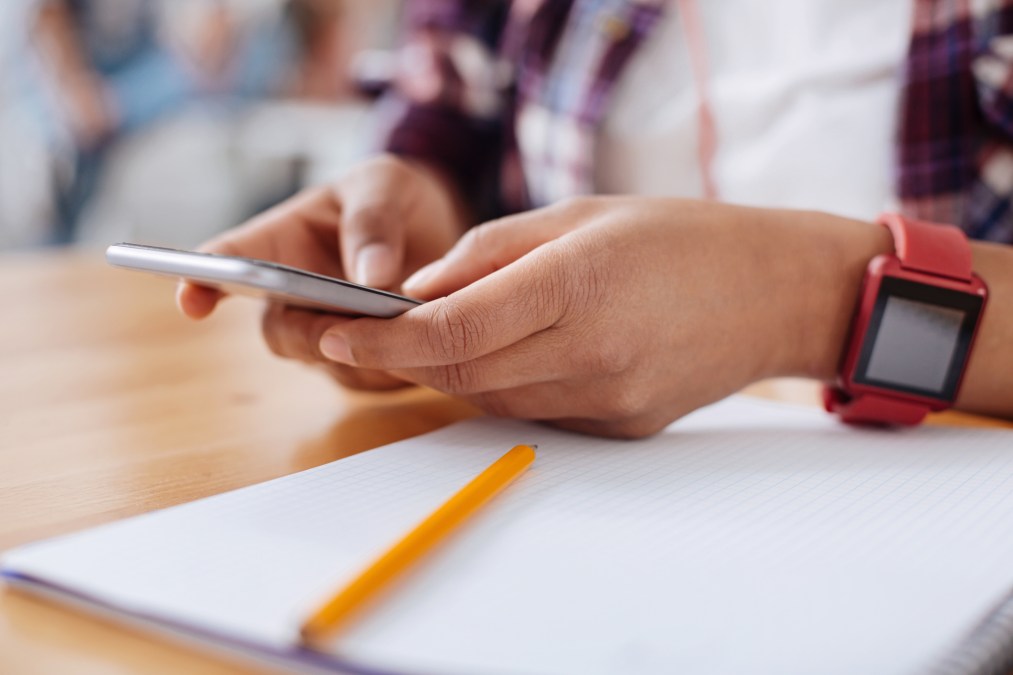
top-left (177, 186), bottom-right (345, 317)
top-left (262, 303), bottom-right (352, 364)
top-left (546, 415), bottom-right (670, 440)
top-left (261, 304), bottom-right (408, 390)
top-left (385, 326), bottom-right (576, 395)
top-left (319, 239), bottom-right (580, 370)
top-left (176, 281), bottom-right (221, 319)
top-left (462, 380), bottom-right (617, 421)
top-left (463, 382), bottom-right (672, 439)
top-left (198, 185), bottom-right (342, 265)
top-left (402, 204), bottom-right (582, 299)
top-left (318, 362), bottom-right (412, 392)
top-left (337, 168), bottom-right (409, 289)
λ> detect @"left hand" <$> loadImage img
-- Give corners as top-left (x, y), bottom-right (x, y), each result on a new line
top-left (317, 197), bottom-right (889, 437)
top-left (176, 155), bottom-right (469, 392)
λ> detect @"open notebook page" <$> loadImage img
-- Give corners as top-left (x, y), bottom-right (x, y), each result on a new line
top-left (5, 396), bottom-right (1013, 675)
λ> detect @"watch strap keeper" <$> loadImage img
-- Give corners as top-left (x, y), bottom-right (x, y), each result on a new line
top-left (878, 213), bottom-right (973, 281)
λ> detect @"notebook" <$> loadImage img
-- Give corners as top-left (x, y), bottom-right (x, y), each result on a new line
top-left (5, 396), bottom-right (1013, 675)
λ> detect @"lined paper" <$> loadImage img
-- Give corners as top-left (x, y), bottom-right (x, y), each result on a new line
top-left (5, 397), bottom-right (1013, 674)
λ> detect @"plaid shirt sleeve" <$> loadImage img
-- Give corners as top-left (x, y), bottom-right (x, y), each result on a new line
top-left (379, 1), bottom-right (511, 220)
top-left (898, 0), bottom-right (1013, 242)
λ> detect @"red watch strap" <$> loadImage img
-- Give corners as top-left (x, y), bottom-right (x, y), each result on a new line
top-left (878, 213), bottom-right (972, 281)
top-left (826, 214), bottom-right (976, 426)
top-left (823, 387), bottom-right (929, 426)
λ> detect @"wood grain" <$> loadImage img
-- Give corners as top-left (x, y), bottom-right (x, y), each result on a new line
top-left (0, 249), bottom-right (1008, 674)
top-left (0, 250), bottom-right (480, 674)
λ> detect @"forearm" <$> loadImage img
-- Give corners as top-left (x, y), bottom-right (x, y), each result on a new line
top-left (774, 210), bottom-right (1013, 420)
top-left (954, 241), bottom-right (1013, 418)
top-left (33, 3), bottom-right (92, 81)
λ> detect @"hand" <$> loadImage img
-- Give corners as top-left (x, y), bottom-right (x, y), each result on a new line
top-left (314, 197), bottom-right (891, 437)
top-left (62, 71), bottom-right (116, 148)
top-left (177, 154), bottom-right (469, 391)
top-left (33, 3), bottom-right (117, 148)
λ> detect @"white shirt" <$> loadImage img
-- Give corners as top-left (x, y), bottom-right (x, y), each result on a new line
top-left (594, 0), bottom-right (911, 221)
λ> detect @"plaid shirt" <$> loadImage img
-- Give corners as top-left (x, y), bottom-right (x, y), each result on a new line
top-left (383, 0), bottom-right (1013, 242)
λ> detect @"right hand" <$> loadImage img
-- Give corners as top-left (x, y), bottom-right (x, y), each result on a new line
top-left (176, 154), bottom-right (469, 391)
top-left (317, 197), bottom-right (891, 438)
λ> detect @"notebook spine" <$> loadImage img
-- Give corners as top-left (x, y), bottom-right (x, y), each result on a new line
top-left (931, 590), bottom-right (1013, 675)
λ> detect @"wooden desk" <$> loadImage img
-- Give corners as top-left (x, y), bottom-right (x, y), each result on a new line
top-left (1, 250), bottom-right (1009, 674)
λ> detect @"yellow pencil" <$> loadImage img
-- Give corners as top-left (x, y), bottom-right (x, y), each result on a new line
top-left (299, 444), bottom-right (537, 646)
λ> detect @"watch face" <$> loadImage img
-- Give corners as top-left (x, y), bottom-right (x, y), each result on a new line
top-left (853, 276), bottom-right (984, 401)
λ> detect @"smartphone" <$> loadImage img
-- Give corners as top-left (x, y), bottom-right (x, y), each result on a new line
top-left (105, 243), bottom-right (422, 318)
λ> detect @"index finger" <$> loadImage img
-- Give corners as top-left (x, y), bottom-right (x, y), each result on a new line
top-left (319, 238), bottom-right (581, 369)
top-left (177, 186), bottom-right (343, 319)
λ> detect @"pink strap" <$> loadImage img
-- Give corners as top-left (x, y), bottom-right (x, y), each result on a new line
top-left (878, 213), bottom-right (973, 281)
top-left (676, 0), bottom-right (719, 201)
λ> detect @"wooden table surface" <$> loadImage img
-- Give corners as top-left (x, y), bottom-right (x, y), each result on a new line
top-left (1, 250), bottom-right (1009, 674)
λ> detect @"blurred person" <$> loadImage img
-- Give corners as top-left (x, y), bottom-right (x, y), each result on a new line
top-left (285, 0), bottom-right (356, 101)
top-left (173, 0), bottom-right (1013, 437)
top-left (0, 0), bottom-right (55, 247)
top-left (32, 0), bottom-right (182, 242)
top-left (29, 0), bottom-right (296, 244)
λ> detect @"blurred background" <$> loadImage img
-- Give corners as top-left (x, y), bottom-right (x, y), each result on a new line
top-left (0, 0), bottom-right (399, 250)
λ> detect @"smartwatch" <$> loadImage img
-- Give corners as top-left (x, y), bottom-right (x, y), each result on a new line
top-left (823, 213), bottom-right (988, 425)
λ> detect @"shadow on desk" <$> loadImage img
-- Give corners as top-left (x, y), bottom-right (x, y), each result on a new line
top-left (298, 388), bottom-right (483, 466)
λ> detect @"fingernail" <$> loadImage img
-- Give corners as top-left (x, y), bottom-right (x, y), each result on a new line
top-left (403, 260), bottom-right (443, 292)
top-left (320, 332), bottom-right (354, 363)
top-left (355, 243), bottom-right (394, 288)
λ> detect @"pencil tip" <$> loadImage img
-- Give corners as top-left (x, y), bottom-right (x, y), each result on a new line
top-left (298, 626), bottom-right (318, 647)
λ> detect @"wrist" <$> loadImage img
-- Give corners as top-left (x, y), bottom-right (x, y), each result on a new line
top-left (769, 211), bottom-right (893, 382)
top-left (403, 156), bottom-right (472, 235)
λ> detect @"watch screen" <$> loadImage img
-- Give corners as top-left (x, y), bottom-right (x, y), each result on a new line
top-left (853, 277), bottom-right (984, 401)
top-left (863, 297), bottom-right (964, 393)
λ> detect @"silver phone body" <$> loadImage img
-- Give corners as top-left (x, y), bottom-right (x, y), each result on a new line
top-left (106, 243), bottom-right (422, 318)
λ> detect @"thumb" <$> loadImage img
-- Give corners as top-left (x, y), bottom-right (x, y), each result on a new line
top-left (340, 200), bottom-right (406, 290)
top-left (402, 205), bottom-right (578, 299)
